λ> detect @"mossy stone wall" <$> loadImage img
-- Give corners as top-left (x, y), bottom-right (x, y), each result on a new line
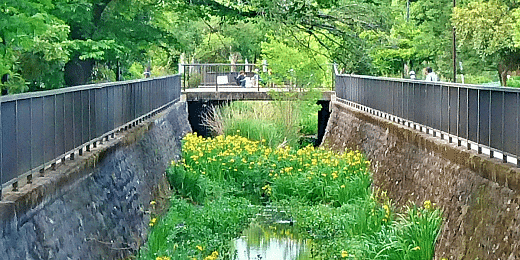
top-left (0, 101), bottom-right (191, 259)
top-left (322, 101), bottom-right (520, 260)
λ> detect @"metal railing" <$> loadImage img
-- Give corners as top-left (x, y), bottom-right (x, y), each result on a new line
top-left (335, 74), bottom-right (520, 166)
top-left (181, 63), bottom-right (261, 91)
top-left (0, 75), bottom-right (181, 198)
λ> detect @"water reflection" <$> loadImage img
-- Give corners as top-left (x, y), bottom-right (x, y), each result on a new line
top-left (233, 223), bottom-right (311, 260)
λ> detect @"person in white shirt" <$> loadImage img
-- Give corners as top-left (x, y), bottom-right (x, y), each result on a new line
top-left (409, 70), bottom-right (416, 79)
top-left (425, 67), bottom-right (438, 81)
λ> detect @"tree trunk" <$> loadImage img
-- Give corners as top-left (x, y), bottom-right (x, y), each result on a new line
top-left (498, 63), bottom-right (508, 87)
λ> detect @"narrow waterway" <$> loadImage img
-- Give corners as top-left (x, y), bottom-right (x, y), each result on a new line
top-left (233, 223), bottom-right (311, 260)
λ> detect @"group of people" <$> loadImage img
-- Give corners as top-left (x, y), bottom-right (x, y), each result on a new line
top-left (408, 66), bottom-right (438, 82)
top-left (235, 70), bottom-right (261, 88)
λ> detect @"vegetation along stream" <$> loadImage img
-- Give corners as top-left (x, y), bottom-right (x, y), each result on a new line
top-left (137, 100), bottom-right (443, 260)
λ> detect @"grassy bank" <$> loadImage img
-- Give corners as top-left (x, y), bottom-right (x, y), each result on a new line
top-left (138, 133), bottom-right (443, 260)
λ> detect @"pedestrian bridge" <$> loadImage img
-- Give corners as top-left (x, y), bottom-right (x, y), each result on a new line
top-left (180, 63), bottom-right (334, 101)
top-left (182, 86), bottom-right (335, 101)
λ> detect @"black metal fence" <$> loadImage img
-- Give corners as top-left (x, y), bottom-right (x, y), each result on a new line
top-left (1, 75), bottom-right (181, 198)
top-left (335, 74), bottom-right (520, 165)
top-left (181, 63), bottom-right (261, 91)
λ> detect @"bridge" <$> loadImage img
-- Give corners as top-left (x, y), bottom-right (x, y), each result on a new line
top-left (1, 64), bottom-right (520, 259)
top-left (180, 63), bottom-right (334, 101)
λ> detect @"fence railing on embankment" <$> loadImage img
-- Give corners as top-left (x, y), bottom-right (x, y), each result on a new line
top-left (335, 74), bottom-right (520, 167)
top-left (0, 75), bottom-right (181, 199)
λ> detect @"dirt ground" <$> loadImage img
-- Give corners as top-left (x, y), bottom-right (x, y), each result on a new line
top-left (322, 102), bottom-right (520, 260)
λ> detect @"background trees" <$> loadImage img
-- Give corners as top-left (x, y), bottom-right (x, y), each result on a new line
top-left (3, 0), bottom-right (520, 93)
top-left (453, 1), bottom-right (519, 86)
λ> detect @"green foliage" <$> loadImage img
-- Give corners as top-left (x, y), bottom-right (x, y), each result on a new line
top-left (141, 196), bottom-right (258, 260)
top-left (453, 0), bottom-right (519, 85)
top-left (221, 20), bottom-right (265, 62)
top-left (203, 101), bottom-right (290, 148)
top-left (507, 76), bottom-right (520, 88)
top-left (364, 17), bottom-right (430, 77)
top-left (0, 0), bottom-right (193, 91)
top-left (187, 73), bottom-right (203, 88)
top-left (398, 202), bottom-right (443, 260)
top-left (300, 102), bottom-right (321, 135)
top-left (204, 96), bottom-right (321, 149)
top-left (127, 62), bottom-right (145, 80)
top-left (142, 133), bottom-right (444, 260)
top-left (463, 72), bottom-right (499, 85)
top-left (1, 73), bottom-right (29, 94)
top-left (90, 63), bottom-right (116, 83)
top-left (0, 0), bottom-right (71, 91)
top-left (195, 32), bottom-right (235, 63)
top-left (191, 18), bottom-right (265, 63)
top-left (269, 147), bottom-right (372, 206)
top-left (453, 1), bottom-right (514, 58)
top-left (6, 0), bottom-right (520, 93)
top-left (261, 35), bottom-right (330, 88)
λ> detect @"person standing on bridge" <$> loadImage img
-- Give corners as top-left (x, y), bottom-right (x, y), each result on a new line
top-left (425, 67), bottom-right (438, 81)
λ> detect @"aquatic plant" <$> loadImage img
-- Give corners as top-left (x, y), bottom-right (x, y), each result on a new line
top-left (139, 133), bottom-right (443, 260)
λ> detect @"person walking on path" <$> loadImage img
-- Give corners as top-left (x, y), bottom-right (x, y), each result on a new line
top-left (425, 67), bottom-right (438, 81)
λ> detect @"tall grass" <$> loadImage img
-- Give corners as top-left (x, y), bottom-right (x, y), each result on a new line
top-left (203, 90), bottom-right (321, 149)
top-left (139, 134), bottom-right (443, 260)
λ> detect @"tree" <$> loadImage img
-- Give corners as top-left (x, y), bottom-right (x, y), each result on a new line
top-left (0, 0), bottom-right (71, 93)
top-left (364, 17), bottom-right (430, 77)
top-left (453, 1), bottom-right (518, 86)
top-left (170, 0), bottom-right (391, 74)
top-left (261, 34), bottom-right (330, 88)
top-left (51, 0), bottom-right (179, 85)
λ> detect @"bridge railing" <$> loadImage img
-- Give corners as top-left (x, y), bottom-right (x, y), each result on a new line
top-left (181, 63), bottom-right (260, 91)
top-left (0, 75), bottom-right (181, 198)
top-left (335, 74), bottom-right (520, 166)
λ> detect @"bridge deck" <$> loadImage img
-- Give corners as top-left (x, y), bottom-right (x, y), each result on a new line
top-left (182, 85), bottom-right (334, 101)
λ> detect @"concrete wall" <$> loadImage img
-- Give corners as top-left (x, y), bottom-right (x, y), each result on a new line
top-left (322, 101), bottom-right (520, 260)
top-left (0, 101), bottom-right (191, 260)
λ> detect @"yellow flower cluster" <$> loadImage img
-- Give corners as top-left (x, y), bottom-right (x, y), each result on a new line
top-left (382, 204), bottom-right (391, 222)
top-left (266, 144), bottom-right (370, 186)
top-left (203, 251), bottom-right (218, 260)
top-left (149, 217), bottom-right (157, 227)
top-left (262, 184), bottom-right (272, 195)
top-left (180, 133), bottom-right (264, 173)
top-left (156, 256), bottom-right (171, 260)
top-left (177, 133), bottom-right (371, 204)
top-left (423, 200), bottom-right (435, 210)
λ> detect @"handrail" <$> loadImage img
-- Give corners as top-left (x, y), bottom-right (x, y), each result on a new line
top-left (0, 75), bottom-right (181, 199)
top-left (335, 74), bottom-right (520, 166)
top-left (181, 63), bottom-right (260, 91)
top-left (337, 73), bottom-right (520, 92)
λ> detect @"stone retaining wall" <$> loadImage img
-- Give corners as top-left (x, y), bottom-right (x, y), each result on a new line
top-left (0, 101), bottom-right (191, 259)
top-left (322, 101), bottom-right (520, 260)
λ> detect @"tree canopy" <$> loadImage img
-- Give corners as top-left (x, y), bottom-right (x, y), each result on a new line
top-left (3, 0), bottom-right (520, 92)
